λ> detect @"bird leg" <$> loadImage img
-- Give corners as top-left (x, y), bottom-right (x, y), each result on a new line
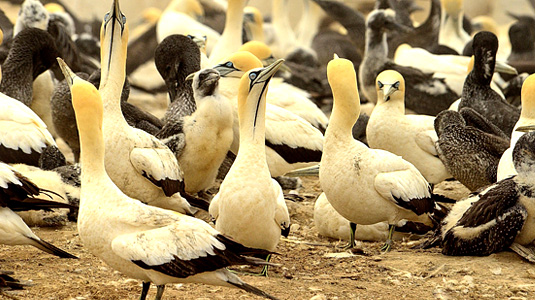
top-left (259, 254), bottom-right (272, 277)
top-left (340, 222), bottom-right (357, 250)
top-left (139, 282), bottom-right (150, 300)
top-left (154, 285), bottom-right (165, 300)
top-left (380, 224), bottom-right (395, 252)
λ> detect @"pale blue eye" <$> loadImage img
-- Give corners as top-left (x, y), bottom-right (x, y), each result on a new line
top-left (249, 73), bottom-right (257, 80)
top-left (377, 81), bottom-right (384, 88)
top-left (225, 62), bottom-right (233, 68)
top-left (103, 12), bottom-right (110, 22)
top-left (394, 81), bottom-right (400, 89)
top-left (121, 15), bottom-right (126, 24)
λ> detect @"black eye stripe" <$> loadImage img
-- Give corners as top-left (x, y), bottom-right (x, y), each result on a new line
top-left (378, 81), bottom-right (383, 88)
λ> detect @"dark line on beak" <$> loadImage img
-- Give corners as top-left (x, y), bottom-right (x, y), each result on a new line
top-left (253, 80), bottom-right (269, 130)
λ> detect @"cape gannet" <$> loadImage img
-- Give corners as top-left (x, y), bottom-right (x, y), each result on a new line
top-left (459, 31), bottom-right (520, 137)
top-left (213, 51), bottom-right (324, 177)
top-left (367, 70), bottom-right (451, 184)
top-left (96, 0), bottom-right (202, 214)
top-left (59, 56), bottom-right (279, 300)
top-left (209, 60), bottom-right (290, 275)
top-left (438, 0), bottom-right (471, 55)
top-left (423, 127), bottom-right (535, 261)
top-left (497, 73), bottom-right (535, 181)
top-left (435, 109), bottom-right (510, 191)
top-left (157, 68), bottom-right (233, 194)
top-left (321, 56), bottom-right (440, 252)
top-left (0, 162), bottom-right (77, 259)
top-left (359, 9), bottom-right (458, 115)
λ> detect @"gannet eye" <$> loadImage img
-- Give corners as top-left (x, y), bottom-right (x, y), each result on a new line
top-left (225, 62), bottom-right (233, 68)
top-left (393, 81), bottom-right (400, 89)
top-left (103, 12), bottom-right (110, 22)
top-left (377, 81), bottom-right (384, 89)
top-left (121, 14), bottom-right (127, 25)
top-left (249, 72), bottom-right (257, 80)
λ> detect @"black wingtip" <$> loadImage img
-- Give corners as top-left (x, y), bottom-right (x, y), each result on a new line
top-left (31, 237), bottom-right (78, 259)
top-left (182, 192), bottom-right (210, 211)
top-left (228, 281), bottom-right (280, 300)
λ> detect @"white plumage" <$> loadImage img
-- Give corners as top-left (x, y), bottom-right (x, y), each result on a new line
top-left (98, 0), bottom-right (194, 214)
top-left (214, 51), bottom-right (324, 177)
top-left (367, 70), bottom-right (451, 184)
top-left (209, 60), bottom-right (290, 256)
top-left (497, 73), bottom-right (535, 181)
top-left (58, 54), bottom-right (278, 300)
top-left (320, 57), bottom-right (435, 251)
top-left (208, 0), bottom-right (247, 66)
top-left (156, 0), bottom-right (220, 55)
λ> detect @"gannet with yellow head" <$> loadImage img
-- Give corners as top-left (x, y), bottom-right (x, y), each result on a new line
top-left (367, 70), bottom-right (451, 184)
top-left (98, 0), bottom-right (202, 214)
top-left (209, 60), bottom-right (290, 276)
top-left (497, 73), bottom-right (535, 181)
top-left (438, 0), bottom-right (471, 54)
top-left (321, 56), bottom-right (438, 251)
top-left (208, 0), bottom-right (247, 66)
top-left (58, 57), bottom-right (280, 300)
top-left (213, 51), bottom-right (324, 177)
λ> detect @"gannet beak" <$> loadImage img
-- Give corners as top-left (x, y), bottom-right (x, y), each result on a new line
top-left (495, 60), bottom-right (518, 75)
top-left (57, 58), bottom-right (76, 88)
top-left (516, 125), bottom-right (535, 133)
top-left (185, 72), bottom-right (196, 81)
top-left (258, 59), bottom-right (284, 82)
top-left (382, 84), bottom-right (398, 101)
top-left (284, 164), bottom-right (320, 177)
top-left (263, 55), bottom-right (291, 73)
top-left (281, 224), bottom-right (291, 238)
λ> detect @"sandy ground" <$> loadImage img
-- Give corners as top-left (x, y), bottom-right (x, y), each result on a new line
top-left (2, 178), bottom-right (535, 300)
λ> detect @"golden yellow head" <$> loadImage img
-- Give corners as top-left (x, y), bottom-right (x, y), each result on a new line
top-left (57, 58), bottom-right (103, 129)
top-left (0, 28), bottom-right (3, 46)
top-left (244, 6), bottom-right (263, 25)
top-left (237, 59), bottom-right (284, 129)
top-left (239, 41), bottom-right (273, 61)
top-left (376, 70), bottom-right (405, 103)
top-left (521, 74), bottom-right (535, 117)
top-left (467, 56), bottom-right (474, 73)
top-left (442, 0), bottom-right (463, 16)
top-left (44, 3), bottom-right (65, 13)
top-left (327, 56), bottom-right (360, 110)
top-left (214, 51), bottom-right (263, 77)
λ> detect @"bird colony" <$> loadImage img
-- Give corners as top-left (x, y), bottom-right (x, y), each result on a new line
top-left (1, 0), bottom-right (535, 299)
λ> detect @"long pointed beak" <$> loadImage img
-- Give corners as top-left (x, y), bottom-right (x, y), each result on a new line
top-left (258, 59), bottom-right (284, 81)
top-left (382, 84), bottom-right (397, 101)
top-left (516, 125), bottom-right (535, 133)
top-left (284, 164), bottom-right (320, 177)
top-left (185, 72), bottom-right (196, 81)
top-left (495, 60), bottom-right (518, 75)
top-left (57, 58), bottom-right (76, 88)
top-left (262, 55), bottom-right (291, 73)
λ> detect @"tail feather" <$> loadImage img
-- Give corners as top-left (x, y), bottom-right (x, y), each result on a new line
top-left (227, 279), bottom-right (280, 300)
top-left (182, 193), bottom-right (210, 211)
top-left (8, 197), bottom-right (76, 212)
top-left (29, 237), bottom-right (78, 259)
top-left (432, 193), bottom-right (457, 204)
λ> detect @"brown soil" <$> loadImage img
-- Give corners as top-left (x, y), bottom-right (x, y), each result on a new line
top-left (2, 178), bottom-right (534, 300)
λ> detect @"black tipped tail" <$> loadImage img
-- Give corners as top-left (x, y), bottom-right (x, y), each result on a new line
top-left (432, 193), bottom-right (457, 204)
top-left (228, 281), bottom-right (280, 300)
top-left (30, 237), bottom-right (78, 259)
top-left (9, 198), bottom-right (76, 212)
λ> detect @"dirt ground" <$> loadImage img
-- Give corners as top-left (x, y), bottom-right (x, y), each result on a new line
top-left (2, 177), bottom-right (535, 300)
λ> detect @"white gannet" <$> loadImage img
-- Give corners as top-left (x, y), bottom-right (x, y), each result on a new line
top-left (438, 0), bottom-right (471, 55)
top-left (0, 162), bottom-right (77, 259)
top-left (158, 68), bottom-right (233, 194)
top-left (239, 41), bottom-right (329, 132)
top-left (208, 0), bottom-right (247, 66)
top-left (424, 128), bottom-right (535, 261)
top-left (209, 60), bottom-right (290, 275)
top-left (243, 6), bottom-right (265, 43)
top-left (97, 0), bottom-right (200, 214)
top-left (156, 0), bottom-right (220, 55)
top-left (58, 56), bottom-right (279, 300)
top-left (271, 0), bottom-right (297, 58)
top-left (497, 73), bottom-right (535, 181)
top-left (213, 51), bottom-right (324, 177)
top-left (321, 56), bottom-right (437, 252)
top-left (367, 70), bottom-right (451, 184)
